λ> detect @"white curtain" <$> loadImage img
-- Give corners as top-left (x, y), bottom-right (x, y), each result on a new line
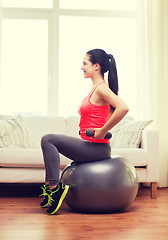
top-left (142, 0), bottom-right (168, 187)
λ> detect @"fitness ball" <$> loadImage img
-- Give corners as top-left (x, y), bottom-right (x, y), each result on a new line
top-left (61, 156), bottom-right (138, 213)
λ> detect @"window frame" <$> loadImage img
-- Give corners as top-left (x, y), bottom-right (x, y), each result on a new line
top-left (2, 1), bottom-right (143, 118)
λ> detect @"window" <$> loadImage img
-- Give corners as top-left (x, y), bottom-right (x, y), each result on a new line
top-left (1, 19), bottom-right (48, 115)
top-left (1, 0), bottom-right (139, 117)
top-left (59, 16), bottom-right (137, 117)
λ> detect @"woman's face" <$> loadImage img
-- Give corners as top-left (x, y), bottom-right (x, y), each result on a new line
top-left (81, 54), bottom-right (95, 79)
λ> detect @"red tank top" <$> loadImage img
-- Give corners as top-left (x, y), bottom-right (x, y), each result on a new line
top-left (78, 82), bottom-right (110, 143)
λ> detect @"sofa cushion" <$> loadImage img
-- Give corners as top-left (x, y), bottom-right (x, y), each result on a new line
top-left (0, 147), bottom-right (147, 168)
top-left (0, 117), bottom-right (34, 148)
top-left (22, 116), bottom-right (67, 148)
top-left (0, 148), bottom-right (72, 168)
top-left (0, 148), bottom-right (44, 167)
top-left (111, 148), bottom-right (148, 167)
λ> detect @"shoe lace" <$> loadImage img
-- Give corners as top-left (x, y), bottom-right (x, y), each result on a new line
top-left (48, 184), bottom-right (60, 206)
top-left (39, 185), bottom-right (48, 198)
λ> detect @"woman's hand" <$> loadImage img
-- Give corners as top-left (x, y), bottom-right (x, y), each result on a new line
top-left (93, 128), bottom-right (107, 139)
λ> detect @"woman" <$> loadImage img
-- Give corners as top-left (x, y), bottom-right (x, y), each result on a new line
top-left (40, 49), bottom-right (129, 215)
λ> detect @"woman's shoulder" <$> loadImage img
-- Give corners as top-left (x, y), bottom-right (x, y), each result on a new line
top-left (96, 82), bottom-right (117, 105)
top-left (96, 82), bottom-right (111, 95)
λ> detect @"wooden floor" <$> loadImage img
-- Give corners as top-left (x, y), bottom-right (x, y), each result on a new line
top-left (0, 184), bottom-right (168, 240)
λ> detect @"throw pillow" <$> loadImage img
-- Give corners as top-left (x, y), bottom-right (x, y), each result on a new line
top-left (110, 118), bottom-right (152, 148)
top-left (0, 117), bottom-right (34, 148)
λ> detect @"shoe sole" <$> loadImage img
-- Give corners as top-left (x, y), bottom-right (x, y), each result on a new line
top-left (47, 185), bottom-right (69, 215)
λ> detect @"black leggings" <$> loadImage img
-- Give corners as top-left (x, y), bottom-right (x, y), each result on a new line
top-left (41, 134), bottom-right (111, 186)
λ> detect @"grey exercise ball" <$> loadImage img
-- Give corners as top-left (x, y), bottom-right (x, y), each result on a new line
top-left (61, 156), bottom-right (138, 213)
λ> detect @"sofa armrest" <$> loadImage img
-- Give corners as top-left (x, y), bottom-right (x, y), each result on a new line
top-left (141, 129), bottom-right (159, 182)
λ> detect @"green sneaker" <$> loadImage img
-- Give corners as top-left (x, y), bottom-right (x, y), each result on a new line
top-left (39, 184), bottom-right (50, 208)
top-left (47, 182), bottom-right (69, 215)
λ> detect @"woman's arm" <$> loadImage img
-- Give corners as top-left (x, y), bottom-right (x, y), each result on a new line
top-left (94, 84), bottom-right (129, 139)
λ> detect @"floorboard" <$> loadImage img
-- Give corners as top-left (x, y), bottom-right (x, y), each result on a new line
top-left (0, 184), bottom-right (168, 240)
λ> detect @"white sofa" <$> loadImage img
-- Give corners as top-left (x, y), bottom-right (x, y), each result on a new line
top-left (0, 115), bottom-right (159, 198)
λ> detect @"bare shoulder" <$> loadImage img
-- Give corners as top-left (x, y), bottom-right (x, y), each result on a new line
top-left (96, 82), bottom-right (115, 98)
top-left (96, 82), bottom-right (127, 109)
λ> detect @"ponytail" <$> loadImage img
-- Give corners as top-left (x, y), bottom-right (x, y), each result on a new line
top-left (108, 54), bottom-right (119, 96)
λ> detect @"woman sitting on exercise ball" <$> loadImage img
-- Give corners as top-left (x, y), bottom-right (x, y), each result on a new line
top-left (40, 48), bottom-right (129, 215)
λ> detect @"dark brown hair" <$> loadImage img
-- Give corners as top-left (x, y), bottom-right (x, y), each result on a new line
top-left (87, 49), bottom-right (119, 96)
